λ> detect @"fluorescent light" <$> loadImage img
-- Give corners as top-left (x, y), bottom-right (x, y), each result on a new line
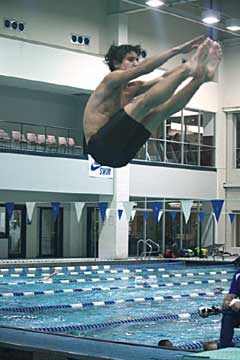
top-left (145, 0), bottom-right (164, 8)
top-left (226, 18), bottom-right (240, 31)
top-left (203, 17), bottom-right (219, 24)
top-left (227, 26), bottom-right (240, 31)
top-left (202, 9), bottom-right (220, 24)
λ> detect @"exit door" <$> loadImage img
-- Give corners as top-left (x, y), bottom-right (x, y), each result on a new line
top-left (86, 207), bottom-right (99, 258)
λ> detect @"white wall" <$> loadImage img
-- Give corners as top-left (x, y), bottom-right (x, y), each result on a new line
top-left (128, 9), bottom-right (220, 114)
top-left (0, 153), bottom-right (113, 195)
top-left (128, 10), bottom-right (207, 69)
top-left (177, 79), bottom-right (219, 113)
top-left (0, 85), bottom-right (79, 128)
top-left (0, 0), bottom-right (107, 55)
top-left (0, 36), bottom-right (108, 92)
top-left (222, 43), bottom-right (240, 109)
top-left (129, 164), bottom-right (217, 200)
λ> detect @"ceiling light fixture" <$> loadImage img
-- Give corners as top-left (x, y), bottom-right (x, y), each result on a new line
top-left (202, 9), bottom-right (220, 24)
top-left (145, 0), bottom-right (164, 8)
top-left (225, 18), bottom-right (240, 31)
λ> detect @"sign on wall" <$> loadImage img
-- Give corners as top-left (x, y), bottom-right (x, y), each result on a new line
top-left (88, 155), bottom-right (113, 178)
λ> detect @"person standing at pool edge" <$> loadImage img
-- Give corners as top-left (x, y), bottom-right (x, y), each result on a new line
top-left (84, 36), bottom-right (222, 168)
top-left (200, 268), bottom-right (240, 347)
top-left (219, 269), bottom-right (240, 348)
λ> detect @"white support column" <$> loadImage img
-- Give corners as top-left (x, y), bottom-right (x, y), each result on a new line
top-left (106, 14), bottom-right (128, 46)
top-left (98, 13), bottom-right (130, 260)
top-left (99, 166), bottom-right (130, 259)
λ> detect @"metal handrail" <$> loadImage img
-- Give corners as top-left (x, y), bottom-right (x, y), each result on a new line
top-left (137, 239), bottom-right (144, 257)
top-left (0, 119), bottom-right (76, 131)
top-left (137, 238), bottom-right (160, 259)
top-left (146, 238), bottom-right (160, 255)
top-left (141, 242), bottom-right (152, 259)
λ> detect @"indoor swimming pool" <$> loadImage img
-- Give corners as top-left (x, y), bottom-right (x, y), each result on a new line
top-left (0, 262), bottom-right (239, 350)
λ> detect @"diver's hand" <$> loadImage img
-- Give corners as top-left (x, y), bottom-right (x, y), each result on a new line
top-left (230, 299), bottom-right (240, 311)
top-left (223, 294), bottom-right (237, 308)
top-left (175, 35), bottom-right (205, 54)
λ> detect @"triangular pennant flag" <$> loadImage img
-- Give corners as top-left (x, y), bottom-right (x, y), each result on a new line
top-left (131, 209), bottom-right (136, 221)
top-left (181, 200), bottom-right (193, 224)
top-left (51, 202), bottom-right (60, 222)
top-left (118, 209), bottom-right (123, 220)
top-left (98, 202), bottom-right (108, 223)
top-left (105, 208), bottom-right (111, 220)
top-left (170, 211), bottom-right (177, 222)
top-left (229, 213), bottom-right (235, 224)
top-left (158, 210), bottom-right (163, 222)
top-left (151, 201), bottom-right (162, 223)
top-left (211, 200), bottom-right (224, 222)
top-left (74, 202), bottom-right (85, 222)
top-left (198, 211), bottom-right (205, 224)
top-left (144, 211), bottom-right (150, 220)
top-left (26, 202), bottom-right (36, 223)
top-left (123, 202), bottom-right (135, 222)
top-left (6, 202), bottom-right (14, 221)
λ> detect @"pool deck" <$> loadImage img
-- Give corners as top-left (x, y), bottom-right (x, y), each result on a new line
top-left (0, 326), bottom-right (190, 360)
top-left (0, 256), bottom-right (238, 268)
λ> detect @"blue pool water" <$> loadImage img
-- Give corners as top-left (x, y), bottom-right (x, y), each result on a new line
top-left (0, 262), bottom-right (239, 347)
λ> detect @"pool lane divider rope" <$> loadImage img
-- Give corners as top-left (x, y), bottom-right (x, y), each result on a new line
top-left (0, 273), bottom-right (230, 285)
top-left (0, 290), bottom-right (227, 313)
top-left (0, 267), bottom-right (168, 277)
top-left (0, 265), bottom-right (113, 273)
top-left (33, 311), bottom-right (200, 333)
top-left (0, 267), bottom-right (235, 277)
top-left (0, 272), bottom-right (233, 286)
top-left (0, 262), bottom-right (182, 273)
top-left (32, 312), bottom-right (239, 349)
top-left (177, 336), bottom-right (240, 350)
top-left (0, 278), bottom-right (230, 298)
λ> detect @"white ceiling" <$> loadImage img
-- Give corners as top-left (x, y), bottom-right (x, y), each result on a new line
top-left (106, 0), bottom-right (240, 41)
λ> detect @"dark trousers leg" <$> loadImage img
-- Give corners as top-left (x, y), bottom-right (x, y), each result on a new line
top-left (220, 310), bottom-right (240, 348)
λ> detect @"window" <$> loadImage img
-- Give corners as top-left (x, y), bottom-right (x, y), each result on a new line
top-left (128, 198), bottom-right (214, 257)
top-left (165, 201), bottom-right (181, 252)
top-left (129, 199), bottom-right (163, 256)
top-left (200, 112), bottom-right (215, 167)
top-left (135, 108), bottom-right (216, 168)
top-left (183, 109), bottom-right (199, 165)
top-left (166, 112), bottom-right (182, 164)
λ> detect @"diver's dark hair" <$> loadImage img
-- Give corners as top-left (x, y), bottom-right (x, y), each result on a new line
top-left (104, 44), bottom-right (146, 71)
top-left (158, 339), bottom-right (173, 347)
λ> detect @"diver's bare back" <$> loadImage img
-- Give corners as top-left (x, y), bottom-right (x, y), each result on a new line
top-left (83, 75), bottom-right (141, 144)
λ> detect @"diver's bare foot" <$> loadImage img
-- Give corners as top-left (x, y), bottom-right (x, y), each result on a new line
top-left (205, 41), bottom-right (222, 81)
top-left (187, 38), bottom-right (212, 77)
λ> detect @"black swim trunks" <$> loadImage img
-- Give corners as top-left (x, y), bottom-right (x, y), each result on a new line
top-left (87, 109), bottom-right (151, 168)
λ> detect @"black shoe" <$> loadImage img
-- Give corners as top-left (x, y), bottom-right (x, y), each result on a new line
top-left (198, 306), bottom-right (222, 318)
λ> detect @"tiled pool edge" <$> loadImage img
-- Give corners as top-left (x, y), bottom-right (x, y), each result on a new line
top-left (0, 326), bottom-right (189, 360)
top-left (0, 256), bottom-right (236, 269)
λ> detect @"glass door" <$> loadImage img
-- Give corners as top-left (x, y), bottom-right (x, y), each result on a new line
top-left (8, 205), bottom-right (26, 258)
top-left (39, 207), bottom-right (63, 257)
